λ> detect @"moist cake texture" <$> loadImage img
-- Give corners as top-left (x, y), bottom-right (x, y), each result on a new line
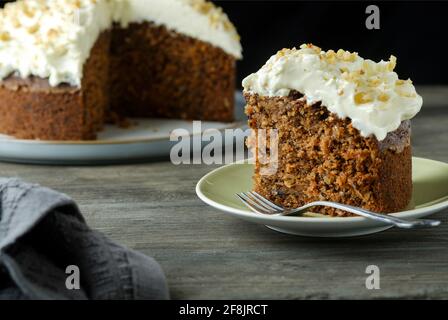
top-left (110, 22), bottom-right (235, 122)
top-left (0, 0), bottom-right (242, 140)
top-left (243, 44), bottom-right (422, 216)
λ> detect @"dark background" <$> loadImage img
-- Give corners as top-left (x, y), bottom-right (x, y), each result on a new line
top-left (217, 1), bottom-right (448, 84)
top-left (2, 0), bottom-right (447, 85)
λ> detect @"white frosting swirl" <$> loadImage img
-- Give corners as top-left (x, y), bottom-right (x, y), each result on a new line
top-left (242, 44), bottom-right (423, 141)
top-left (0, 0), bottom-right (242, 87)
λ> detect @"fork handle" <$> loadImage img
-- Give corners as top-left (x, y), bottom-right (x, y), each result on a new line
top-left (283, 201), bottom-right (441, 229)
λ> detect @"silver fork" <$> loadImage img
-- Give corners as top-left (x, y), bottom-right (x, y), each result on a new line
top-left (236, 191), bottom-right (441, 229)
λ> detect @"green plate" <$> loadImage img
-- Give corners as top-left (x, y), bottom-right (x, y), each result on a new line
top-left (196, 157), bottom-right (448, 237)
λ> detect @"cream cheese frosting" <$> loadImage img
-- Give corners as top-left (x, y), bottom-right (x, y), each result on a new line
top-left (0, 0), bottom-right (242, 87)
top-left (0, 0), bottom-right (113, 87)
top-left (242, 44), bottom-right (423, 141)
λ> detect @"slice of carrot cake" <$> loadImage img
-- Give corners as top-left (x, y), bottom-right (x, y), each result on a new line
top-left (243, 44), bottom-right (423, 216)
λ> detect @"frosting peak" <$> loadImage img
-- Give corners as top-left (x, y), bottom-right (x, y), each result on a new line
top-left (242, 44), bottom-right (423, 141)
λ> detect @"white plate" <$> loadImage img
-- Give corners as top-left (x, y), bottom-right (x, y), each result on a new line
top-left (196, 158), bottom-right (448, 238)
top-left (0, 92), bottom-right (246, 165)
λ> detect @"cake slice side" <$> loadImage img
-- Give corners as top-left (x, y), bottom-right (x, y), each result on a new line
top-left (245, 91), bottom-right (413, 217)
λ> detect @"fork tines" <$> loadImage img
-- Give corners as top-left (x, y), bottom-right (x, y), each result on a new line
top-left (236, 191), bottom-right (283, 215)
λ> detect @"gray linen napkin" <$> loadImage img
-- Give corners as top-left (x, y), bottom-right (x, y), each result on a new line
top-left (0, 178), bottom-right (169, 300)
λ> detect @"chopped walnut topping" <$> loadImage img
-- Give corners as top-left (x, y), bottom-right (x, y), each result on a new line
top-left (188, 0), bottom-right (240, 38)
top-left (0, 31), bottom-right (11, 41)
top-left (27, 24), bottom-right (39, 34)
top-left (354, 92), bottom-right (373, 105)
top-left (378, 93), bottom-right (390, 102)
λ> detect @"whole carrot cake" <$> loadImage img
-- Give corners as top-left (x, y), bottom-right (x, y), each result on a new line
top-left (243, 44), bottom-right (423, 217)
top-left (0, 0), bottom-right (242, 140)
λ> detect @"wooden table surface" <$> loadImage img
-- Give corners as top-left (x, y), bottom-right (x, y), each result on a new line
top-left (0, 86), bottom-right (447, 300)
